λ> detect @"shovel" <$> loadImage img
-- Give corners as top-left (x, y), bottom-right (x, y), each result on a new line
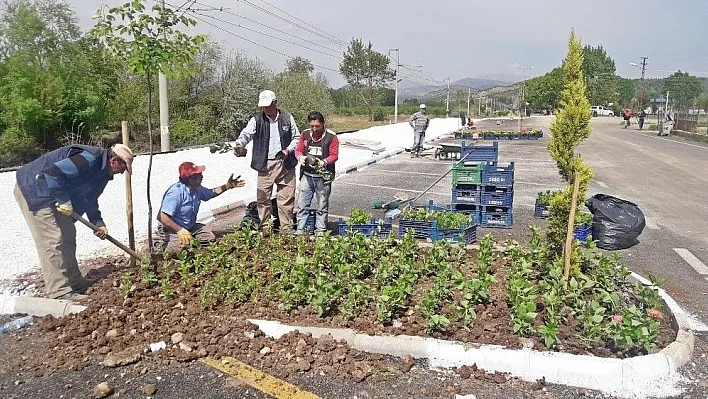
top-left (71, 212), bottom-right (144, 262)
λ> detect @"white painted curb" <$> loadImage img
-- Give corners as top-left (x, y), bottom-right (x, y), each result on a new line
top-left (0, 294), bottom-right (86, 317)
top-left (247, 272), bottom-right (693, 399)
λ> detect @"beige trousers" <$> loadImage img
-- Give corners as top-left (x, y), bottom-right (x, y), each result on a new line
top-left (257, 159), bottom-right (295, 232)
top-left (14, 183), bottom-right (88, 298)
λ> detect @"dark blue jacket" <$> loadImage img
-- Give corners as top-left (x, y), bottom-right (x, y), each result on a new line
top-left (16, 145), bottom-right (112, 226)
top-left (251, 109), bottom-right (298, 173)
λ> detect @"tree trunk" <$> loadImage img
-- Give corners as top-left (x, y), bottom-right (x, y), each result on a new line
top-left (146, 72), bottom-right (154, 255)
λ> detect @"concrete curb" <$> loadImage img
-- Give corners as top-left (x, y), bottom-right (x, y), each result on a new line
top-left (0, 294), bottom-right (86, 317)
top-left (247, 270), bottom-right (692, 399)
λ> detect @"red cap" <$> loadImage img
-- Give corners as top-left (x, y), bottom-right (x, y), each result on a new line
top-left (179, 162), bottom-right (206, 178)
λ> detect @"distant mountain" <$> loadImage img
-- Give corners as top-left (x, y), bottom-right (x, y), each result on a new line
top-left (451, 77), bottom-right (514, 90)
top-left (398, 76), bottom-right (514, 101)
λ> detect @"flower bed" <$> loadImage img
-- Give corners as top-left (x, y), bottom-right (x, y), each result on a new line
top-left (32, 226), bottom-right (675, 372)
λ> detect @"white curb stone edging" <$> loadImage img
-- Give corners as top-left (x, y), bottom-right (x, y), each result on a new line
top-left (247, 271), bottom-right (692, 399)
top-left (0, 294), bottom-right (86, 317)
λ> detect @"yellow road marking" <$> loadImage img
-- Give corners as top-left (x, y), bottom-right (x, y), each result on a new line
top-left (201, 357), bottom-right (320, 399)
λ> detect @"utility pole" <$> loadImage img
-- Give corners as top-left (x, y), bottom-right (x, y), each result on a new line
top-left (445, 78), bottom-right (450, 117)
top-left (638, 56), bottom-right (648, 111)
top-left (478, 94), bottom-right (482, 116)
top-left (158, 0), bottom-right (170, 152)
top-left (388, 48), bottom-right (400, 123)
top-left (467, 88), bottom-right (471, 118)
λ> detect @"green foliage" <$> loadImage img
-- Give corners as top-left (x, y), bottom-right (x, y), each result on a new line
top-left (170, 118), bottom-right (217, 148)
top-left (347, 208), bottom-right (372, 225)
top-left (91, 1), bottom-right (206, 78)
top-left (372, 107), bottom-right (386, 121)
top-left (546, 30), bottom-right (595, 259)
top-left (609, 306), bottom-right (661, 353)
top-left (273, 70), bottom-right (334, 129)
top-left (662, 71), bottom-right (704, 111)
top-left (401, 207), bottom-right (471, 230)
top-left (339, 38), bottom-right (394, 121)
top-left (0, 126), bottom-right (37, 166)
top-left (525, 67), bottom-right (564, 110)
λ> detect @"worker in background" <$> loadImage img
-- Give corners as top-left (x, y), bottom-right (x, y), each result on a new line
top-left (233, 90), bottom-right (300, 233)
top-left (638, 109), bottom-right (647, 131)
top-left (156, 162), bottom-right (245, 253)
top-left (623, 108), bottom-right (632, 128)
top-left (408, 104), bottom-right (430, 158)
top-left (294, 111), bottom-right (339, 236)
top-left (14, 144), bottom-right (133, 301)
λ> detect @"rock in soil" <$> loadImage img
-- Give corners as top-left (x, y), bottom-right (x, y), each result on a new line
top-left (458, 365), bottom-right (474, 379)
top-left (93, 382), bottom-right (114, 398)
top-left (400, 354), bottom-right (415, 373)
top-left (171, 332), bottom-right (184, 344)
top-left (103, 348), bottom-right (141, 368)
top-left (143, 383), bottom-right (158, 396)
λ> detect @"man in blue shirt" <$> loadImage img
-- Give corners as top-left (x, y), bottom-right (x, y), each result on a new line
top-left (14, 144), bottom-right (133, 301)
top-left (156, 162), bottom-right (245, 253)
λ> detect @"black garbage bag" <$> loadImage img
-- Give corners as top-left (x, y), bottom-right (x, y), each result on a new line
top-left (586, 194), bottom-right (646, 250)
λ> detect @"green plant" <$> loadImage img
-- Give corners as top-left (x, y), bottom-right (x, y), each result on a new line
top-left (578, 300), bottom-right (607, 344)
top-left (121, 272), bottom-right (133, 297)
top-left (609, 305), bottom-right (661, 353)
top-left (348, 208), bottom-right (372, 225)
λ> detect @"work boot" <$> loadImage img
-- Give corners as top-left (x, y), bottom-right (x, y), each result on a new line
top-left (410, 151), bottom-right (416, 158)
top-left (56, 292), bottom-right (88, 302)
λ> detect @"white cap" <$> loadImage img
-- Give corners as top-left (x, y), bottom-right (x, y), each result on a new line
top-left (111, 143), bottom-right (134, 173)
top-left (419, 104), bottom-right (426, 109)
top-left (258, 90), bottom-right (277, 107)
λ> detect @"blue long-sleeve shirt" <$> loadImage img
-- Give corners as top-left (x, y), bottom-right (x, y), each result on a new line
top-left (16, 145), bottom-right (112, 226)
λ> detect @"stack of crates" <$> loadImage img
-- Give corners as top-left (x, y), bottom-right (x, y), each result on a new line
top-left (451, 141), bottom-right (515, 228)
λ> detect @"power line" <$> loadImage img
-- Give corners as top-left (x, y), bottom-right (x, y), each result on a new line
top-left (232, 0), bottom-right (348, 47)
top-left (189, 12), bottom-right (340, 73)
top-left (191, 10), bottom-right (341, 59)
top-left (250, 0), bottom-right (348, 47)
top-left (190, 1), bottom-right (343, 55)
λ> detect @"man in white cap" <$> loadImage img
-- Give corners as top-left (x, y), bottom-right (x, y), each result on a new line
top-left (408, 104), bottom-right (430, 157)
top-left (14, 143), bottom-right (133, 301)
top-left (233, 90), bottom-right (300, 233)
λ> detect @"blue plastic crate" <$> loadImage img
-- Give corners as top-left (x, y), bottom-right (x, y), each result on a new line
top-left (481, 188), bottom-right (514, 207)
top-left (573, 223), bottom-right (592, 243)
top-left (398, 219), bottom-right (477, 243)
top-left (452, 186), bottom-right (481, 204)
top-left (534, 200), bottom-right (549, 218)
top-left (482, 162), bottom-right (515, 186)
top-left (460, 140), bottom-right (499, 163)
top-left (451, 203), bottom-right (482, 225)
top-left (338, 217), bottom-right (393, 237)
top-left (481, 209), bottom-right (513, 228)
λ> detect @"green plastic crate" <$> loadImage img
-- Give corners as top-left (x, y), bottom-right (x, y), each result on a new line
top-left (452, 164), bottom-right (482, 184)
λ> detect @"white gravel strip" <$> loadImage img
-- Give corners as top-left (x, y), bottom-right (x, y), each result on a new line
top-left (1, 118), bottom-right (462, 281)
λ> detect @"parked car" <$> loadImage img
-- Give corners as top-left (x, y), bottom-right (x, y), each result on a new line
top-left (590, 106), bottom-right (614, 117)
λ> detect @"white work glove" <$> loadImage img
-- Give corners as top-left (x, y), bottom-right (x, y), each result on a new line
top-left (56, 201), bottom-right (73, 216)
top-left (298, 156), bottom-right (307, 166)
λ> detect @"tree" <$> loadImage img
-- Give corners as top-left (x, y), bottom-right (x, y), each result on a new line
top-left (92, 0), bottom-right (206, 253)
top-left (546, 30), bottom-right (593, 261)
top-left (339, 38), bottom-right (394, 120)
top-left (582, 45), bottom-right (618, 106)
top-left (525, 67), bottom-right (563, 110)
top-left (218, 52), bottom-right (273, 136)
top-left (286, 56), bottom-right (314, 75)
top-left (663, 71), bottom-right (703, 111)
top-left (273, 71), bottom-right (334, 128)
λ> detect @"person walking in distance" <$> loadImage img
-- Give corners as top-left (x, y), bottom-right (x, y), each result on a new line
top-left (294, 111), bottom-right (339, 236)
top-left (408, 104), bottom-right (430, 157)
top-left (232, 90), bottom-right (300, 233)
top-left (638, 109), bottom-right (647, 131)
top-left (156, 162), bottom-right (245, 253)
top-left (14, 144), bottom-right (133, 301)
top-left (623, 108), bottom-right (632, 128)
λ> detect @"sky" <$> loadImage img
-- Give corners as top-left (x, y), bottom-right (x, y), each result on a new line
top-left (69, 0), bottom-right (708, 88)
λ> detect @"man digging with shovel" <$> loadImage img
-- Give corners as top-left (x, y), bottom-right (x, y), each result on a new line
top-left (14, 144), bottom-right (134, 301)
